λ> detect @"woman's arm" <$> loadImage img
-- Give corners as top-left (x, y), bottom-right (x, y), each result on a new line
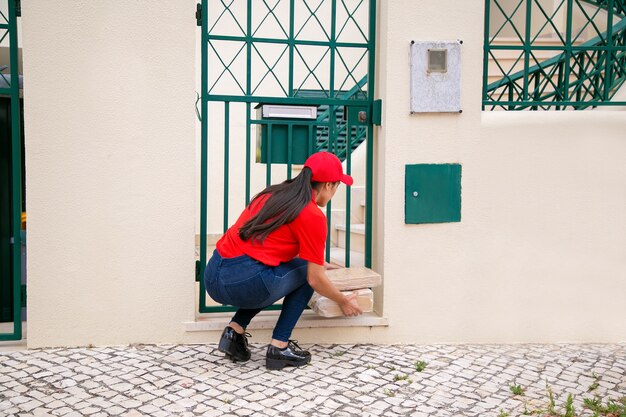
top-left (324, 261), bottom-right (342, 270)
top-left (307, 262), bottom-right (363, 317)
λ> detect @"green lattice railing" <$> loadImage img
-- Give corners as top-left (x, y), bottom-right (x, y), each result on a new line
top-left (304, 75), bottom-right (367, 160)
top-left (204, 0), bottom-right (373, 103)
top-left (484, 0), bottom-right (626, 109)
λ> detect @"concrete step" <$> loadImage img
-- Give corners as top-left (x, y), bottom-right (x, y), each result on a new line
top-left (336, 223), bottom-right (365, 252)
top-left (329, 184), bottom-right (366, 247)
top-left (486, 36), bottom-right (592, 85)
top-left (329, 209), bottom-right (345, 247)
top-left (349, 185), bottom-right (366, 224)
top-left (329, 247), bottom-right (365, 268)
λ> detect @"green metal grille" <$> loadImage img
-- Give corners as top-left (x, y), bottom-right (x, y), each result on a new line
top-left (0, 0), bottom-right (22, 341)
top-left (198, 0), bottom-right (377, 313)
top-left (204, 0), bottom-right (372, 103)
top-left (483, 0), bottom-right (626, 109)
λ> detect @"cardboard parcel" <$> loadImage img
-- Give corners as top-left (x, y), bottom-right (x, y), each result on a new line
top-left (308, 267), bottom-right (382, 318)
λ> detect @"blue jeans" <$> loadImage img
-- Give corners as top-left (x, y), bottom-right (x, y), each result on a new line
top-left (204, 250), bottom-right (314, 342)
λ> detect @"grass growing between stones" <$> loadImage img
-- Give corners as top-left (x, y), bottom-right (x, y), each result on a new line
top-left (582, 397), bottom-right (626, 417)
top-left (383, 388), bottom-right (395, 397)
top-left (504, 381), bottom-right (626, 417)
top-left (393, 374), bottom-right (412, 383)
top-left (587, 373), bottom-right (601, 392)
top-left (510, 383), bottom-right (526, 396)
top-left (414, 360), bottom-right (427, 372)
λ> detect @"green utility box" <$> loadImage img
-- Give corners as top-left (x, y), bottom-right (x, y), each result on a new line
top-left (405, 164), bottom-right (462, 224)
top-left (256, 104), bottom-right (317, 164)
top-left (259, 124), bottom-right (311, 165)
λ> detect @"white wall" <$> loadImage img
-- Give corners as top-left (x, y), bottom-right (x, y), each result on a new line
top-left (23, 1), bottom-right (197, 348)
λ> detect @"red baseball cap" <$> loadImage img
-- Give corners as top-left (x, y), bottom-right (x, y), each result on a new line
top-left (304, 152), bottom-right (353, 186)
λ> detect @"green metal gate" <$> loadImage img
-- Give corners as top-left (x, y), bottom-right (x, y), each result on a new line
top-left (0, 0), bottom-right (22, 341)
top-left (197, 0), bottom-right (379, 313)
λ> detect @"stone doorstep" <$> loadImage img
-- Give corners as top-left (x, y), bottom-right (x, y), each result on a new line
top-left (189, 267), bottom-right (389, 332)
top-left (185, 310), bottom-right (388, 332)
top-left (191, 267), bottom-right (384, 331)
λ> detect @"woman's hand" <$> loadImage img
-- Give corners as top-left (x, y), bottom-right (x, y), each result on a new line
top-left (308, 263), bottom-right (362, 317)
top-left (340, 292), bottom-right (363, 317)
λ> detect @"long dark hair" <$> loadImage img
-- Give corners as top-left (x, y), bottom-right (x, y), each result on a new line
top-left (239, 167), bottom-right (318, 243)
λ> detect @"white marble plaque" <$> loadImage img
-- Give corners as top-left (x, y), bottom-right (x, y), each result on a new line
top-left (410, 40), bottom-right (462, 113)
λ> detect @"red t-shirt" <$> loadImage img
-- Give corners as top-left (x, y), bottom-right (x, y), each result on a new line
top-left (216, 194), bottom-right (327, 266)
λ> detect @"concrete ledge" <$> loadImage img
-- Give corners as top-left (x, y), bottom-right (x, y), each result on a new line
top-left (335, 223), bottom-right (365, 234)
top-left (184, 311), bottom-right (388, 332)
top-left (0, 322), bottom-right (27, 353)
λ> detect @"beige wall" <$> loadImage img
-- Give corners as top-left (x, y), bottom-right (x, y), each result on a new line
top-left (374, 0), bottom-right (626, 343)
top-left (23, 1), bottom-right (197, 348)
top-left (23, 0), bottom-right (625, 348)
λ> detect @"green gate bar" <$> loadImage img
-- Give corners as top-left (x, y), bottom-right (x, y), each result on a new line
top-left (0, 0), bottom-right (22, 341)
top-left (483, 0), bottom-right (626, 110)
top-left (199, 0), bottom-right (377, 314)
top-left (198, 0), bottom-right (208, 316)
top-left (223, 101), bottom-right (229, 233)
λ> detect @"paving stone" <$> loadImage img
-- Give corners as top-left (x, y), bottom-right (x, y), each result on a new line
top-left (1, 343), bottom-right (625, 417)
top-left (163, 402), bottom-right (186, 413)
top-left (105, 405), bottom-right (126, 415)
top-left (138, 404), bottom-right (161, 414)
top-left (176, 398), bottom-right (198, 409)
top-left (81, 407), bottom-right (102, 415)
top-left (258, 398), bottom-right (281, 408)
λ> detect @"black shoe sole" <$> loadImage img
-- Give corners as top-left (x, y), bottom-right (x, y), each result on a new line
top-left (266, 357), bottom-right (311, 370)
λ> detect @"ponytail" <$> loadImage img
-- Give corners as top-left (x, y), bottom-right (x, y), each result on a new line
top-left (239, 167), bottom-right (317, 243)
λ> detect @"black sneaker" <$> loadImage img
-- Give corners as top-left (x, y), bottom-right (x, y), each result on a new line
top-left (266, 340), bottom-right (311, 370)
top-left (217, 326), bottom-right (251, 362)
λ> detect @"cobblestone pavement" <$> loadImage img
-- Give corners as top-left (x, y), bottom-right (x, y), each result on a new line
top-left (0, 343), bottom-right (625, 417)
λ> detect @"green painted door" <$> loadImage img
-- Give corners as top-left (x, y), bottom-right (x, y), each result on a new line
top-left (0, 0), bottom-right (22, 340)
top-left (0, 97), bottom-right (12, 323)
